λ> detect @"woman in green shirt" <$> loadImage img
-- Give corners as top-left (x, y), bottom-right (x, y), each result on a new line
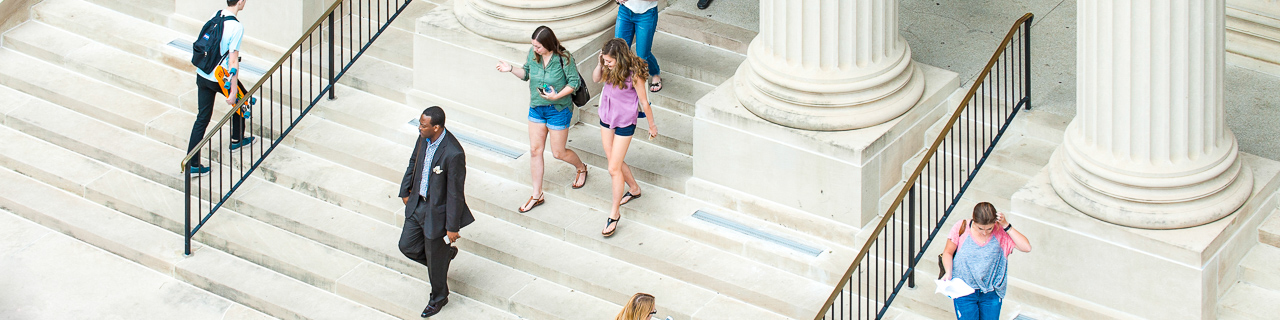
top-left (496, 26), bottom-right (590, 213)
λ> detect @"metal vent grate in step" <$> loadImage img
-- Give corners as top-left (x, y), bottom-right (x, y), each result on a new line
top-left (167, 39), bottom-right (268, 76)
top-left (693, 210), bottom-right (823, 257)
top-left (407, 118), bottom-right (523, 159)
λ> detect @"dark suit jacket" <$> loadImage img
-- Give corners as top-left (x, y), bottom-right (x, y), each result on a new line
top-left (399, 130), bottom-right (474, 239)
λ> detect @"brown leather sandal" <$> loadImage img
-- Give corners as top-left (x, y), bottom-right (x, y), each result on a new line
top-left (518, 195), bottom-right (545, 213)
top-left (571, 167), bottom-right (588, 189)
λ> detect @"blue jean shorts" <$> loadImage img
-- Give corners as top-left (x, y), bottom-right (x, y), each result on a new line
top-left (600, 121), bottom-right (636, 137)
top-left (528, 105), bottom-right (573, 131)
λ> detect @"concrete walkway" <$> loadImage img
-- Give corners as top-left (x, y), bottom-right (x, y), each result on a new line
top-left (0, 210), bottom-right (272, 320)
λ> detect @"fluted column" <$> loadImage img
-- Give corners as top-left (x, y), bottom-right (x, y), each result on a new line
top-left (733, 0), bottom-right (924, 131)
top-left (454, 0), bottom-right (616, 42)
top-left (1050, 0), bottom-right (1253, 229)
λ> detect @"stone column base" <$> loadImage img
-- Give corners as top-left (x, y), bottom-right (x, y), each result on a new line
top-left (689, 63), bottom-right (957, 228)
top-left (410, 2), bottom-right (612, 144)
top-left (1008, 151), bottom-right (1280, 320)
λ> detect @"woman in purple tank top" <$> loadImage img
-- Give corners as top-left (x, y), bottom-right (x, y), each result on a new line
top-left (593, 38), bottom-right (658, 237)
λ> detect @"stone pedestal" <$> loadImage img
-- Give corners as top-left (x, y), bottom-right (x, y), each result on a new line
top-left (690, 64), bottom-right (957, 228)
top-left (734, 0), bottom-right (924, 131)
top-left (1227, 0), bottom-right (1280, 77)
top-left (1050, 0), bottom-right (1254, 230)
top-left (1011, 153), bottom-right (1280, 320)
top-left (411, 1), bottom-right (613, 143)
top-left (454, 0), bottom-right (616, 43)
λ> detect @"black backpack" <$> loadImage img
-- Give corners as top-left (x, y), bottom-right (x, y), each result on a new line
top-left (191, 11), bottom-right (238, 74)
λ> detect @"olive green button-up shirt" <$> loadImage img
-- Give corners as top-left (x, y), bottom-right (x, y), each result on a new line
top-left (520, 49), bottom-right (582, 111)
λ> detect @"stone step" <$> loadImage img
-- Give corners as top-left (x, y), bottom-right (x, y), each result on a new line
top-left (94, 160), bottom-right (618, 320)
top-left (1239, 244), bottom-right (1280, 292)
top-left (564, 121), bottom-right (692, 193)
top-left (0, 209), bottom-right (275, 320)
top-left (649, 29), bottom-right (746, 86)
top-left (581, 99), bottom-right (694, 155)
top-left (656, 9), bottom-right (757, 55)
top-left (645, 69), bottom-right (716, 117)
top-left (463, 168), bottom-right (832, 317)
top-left (33, 0), bottom-right (277, 86)
top-left (0, 87), bottom-right (614, 320)
top-left (32, 0), bottom-right (183, 65)
top-left (1262, 209), bottom-right (1280, 249)
top-left (2, 21), bottom-right (191, 107)
top-left (84, 0), bottom-right (172, 26)
top-left (1218, 282), bottom-right (1280, 320)
top-left (0, 48), bottom-right (171, 136)
top-left (0, 166), bottom-right (399, 320)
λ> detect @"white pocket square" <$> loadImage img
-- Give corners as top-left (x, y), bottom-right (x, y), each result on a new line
top-left (432, 166), bottom-right (443, 174)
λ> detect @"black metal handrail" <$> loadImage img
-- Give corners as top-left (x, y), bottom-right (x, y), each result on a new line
top-left (179, 0), bottom-right (414, 255)
top-left (816, 13), bottom-right (1034, 319)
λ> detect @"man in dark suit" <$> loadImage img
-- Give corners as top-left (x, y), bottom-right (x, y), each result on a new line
top-left (398, 106), bottom-right (474, 318)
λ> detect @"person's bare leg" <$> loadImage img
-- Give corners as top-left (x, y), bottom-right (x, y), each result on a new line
top-left (599, 127), bottom-right (621, 213)
top-left (523, 122), bottom-right (549, 211)
top-left (603, 133), bottom-right (633, 235)
top-left (548, 127), bottom-right (587, 186)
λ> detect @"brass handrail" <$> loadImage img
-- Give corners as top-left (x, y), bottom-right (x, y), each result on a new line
top-left (814, 12), bottom-right (1034, 319)
top-left (179, 0), bottom-right (348, 168)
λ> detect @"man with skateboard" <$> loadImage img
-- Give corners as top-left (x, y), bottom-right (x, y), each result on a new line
top-left (187, 0), bottom-right (255, 177)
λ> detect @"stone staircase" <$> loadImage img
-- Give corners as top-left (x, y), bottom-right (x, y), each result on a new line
top-left (1217, 209), bottom-right (1280, 319)
top-left (0, 1), bottom-right (889, 319)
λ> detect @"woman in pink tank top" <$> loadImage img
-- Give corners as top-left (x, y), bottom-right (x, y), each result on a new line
top-left (593, 38), bottom-right (658, 237)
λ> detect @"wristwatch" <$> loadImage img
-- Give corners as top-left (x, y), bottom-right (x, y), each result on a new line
top-left (1004, 224), bottom-right (1013, 232)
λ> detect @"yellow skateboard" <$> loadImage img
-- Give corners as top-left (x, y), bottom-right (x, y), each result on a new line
top-left (213, 65), bottom-right (255, 117)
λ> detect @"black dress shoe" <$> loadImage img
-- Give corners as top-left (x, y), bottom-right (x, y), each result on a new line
top-left (449, 245), bottom-right (458, 260)
top-left (697, 0), bottom-right (713, 9)
top-left (421, 297), bottom-right (449, 318)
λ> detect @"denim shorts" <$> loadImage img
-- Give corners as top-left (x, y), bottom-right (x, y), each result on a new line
top-left (600, 121), bottom-right (636, 137)
top-left (528, 105), bottom-right (573, 131)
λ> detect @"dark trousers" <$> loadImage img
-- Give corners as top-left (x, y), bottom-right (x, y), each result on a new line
top-left (187, 75), bottom-right (245, 167)
top-left (398, 201), bottom-right (451, 304)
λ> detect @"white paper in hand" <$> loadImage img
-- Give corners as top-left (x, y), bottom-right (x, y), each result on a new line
top-left (934, 278), bottom-right (975, 299)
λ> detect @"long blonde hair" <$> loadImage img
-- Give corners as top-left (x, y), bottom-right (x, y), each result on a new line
top-left (614, 293), bottom-right (655, 320)
top-left (600, 38), bottom-right (649, 89)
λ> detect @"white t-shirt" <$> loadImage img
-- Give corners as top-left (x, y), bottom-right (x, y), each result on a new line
top-left (196, 11), bottom-right (245, 81)
top-left (622, 0), bottom-right (658, 14)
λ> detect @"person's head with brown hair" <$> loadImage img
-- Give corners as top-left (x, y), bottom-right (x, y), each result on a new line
top-left (969, 202), bottom-right (1000, 236)
top-left (531, 26), bottom-right (568, 61)
top-left (599, 38), bottom-right (649, 89)
top-left (614, 292), bottom-right (656, 320)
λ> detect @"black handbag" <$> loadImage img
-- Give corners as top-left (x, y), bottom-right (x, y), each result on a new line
top-left (561, 54), bottom-right (590, 107)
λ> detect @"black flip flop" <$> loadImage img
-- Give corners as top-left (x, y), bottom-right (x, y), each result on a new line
top-left (648, 80), bottom-right (662, 93)
top-left (619, 191), bottom-right (642, 206)
top-left (602, 217), bottom-right (620, 237)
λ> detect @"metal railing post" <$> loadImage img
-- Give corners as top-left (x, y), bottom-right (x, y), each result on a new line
top-left (184, 171), bottom-right (191, 255)
top-left (1023, 17), bottom-right (1033, 110)
top-left (328, 12), bottom-right (336, 100)
top-left (908, 185), bottom-right (916, 288)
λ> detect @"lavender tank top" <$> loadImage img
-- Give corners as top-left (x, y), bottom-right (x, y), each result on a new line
top-left (598, 75), bottom-right (639, 129)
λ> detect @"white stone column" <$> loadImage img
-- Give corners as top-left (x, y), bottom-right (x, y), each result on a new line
top-left (454, 0), bottom-right (617, 43)
top-left (1049, 0), bottom-right (1253, 229)
top-left (733, 0), bottom-right (924, 131)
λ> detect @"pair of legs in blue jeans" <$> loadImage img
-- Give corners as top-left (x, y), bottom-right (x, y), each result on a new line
top-left (615, 5), bottom-right (661, 91)
top-left (954, 290), bottom-right (1001, 320)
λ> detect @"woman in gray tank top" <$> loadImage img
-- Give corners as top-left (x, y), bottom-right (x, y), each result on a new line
top-left (941, 202), bottom-right (1033, 320)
